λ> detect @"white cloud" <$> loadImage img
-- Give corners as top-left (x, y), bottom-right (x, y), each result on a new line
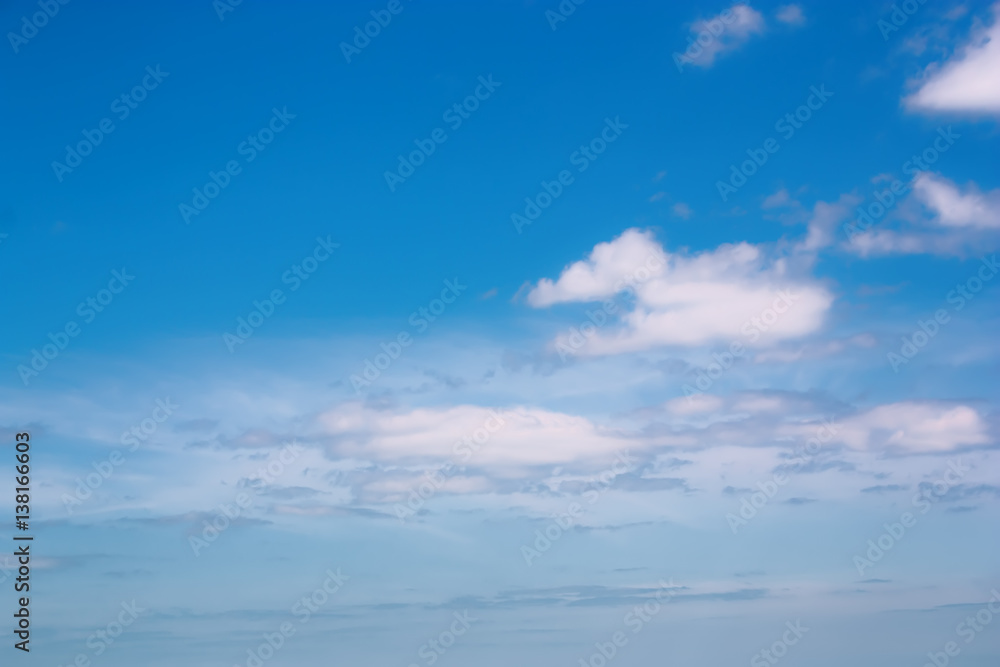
top-left (905, 3), bottom-right (1000, 114)
top-left (527, 229), bottom-right (833, 356)
top-left (682, 4), bottom-right (766, 68)
top-left (775, 4), bottom-right (806, 27)
top-left (315, 402), bottom-right (638, 471)
top-left (672, 202), bottom-right (694, 219)
top-left (912, 171), bottom-right (1000, 229)
top-left (526, 229), bottom-right (666, 308)
top-left (762, 188), bottom-right (796, 209)
top-left (836, 402), bottom-right (990, 453)
top-left (848, 172), bottom-right (1000, 256)
top-left (847, 229), bottom-right (932, 256)
top-left (660, 393), bottom-right (992, 456)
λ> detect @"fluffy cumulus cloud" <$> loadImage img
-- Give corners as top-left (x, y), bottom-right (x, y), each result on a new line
top-left (836, 402), bottom-right (990, 453)
top-left (679, 3), bottom-right (766, 69)
top-left (905, 3), bottom-right (1000, 114)
top-left (849, 172), bottom-right (1000, 256)
top-left (527, 229), bottom-right (666, 307)
top-left (527, 229), bottom-right (833, 356)
top-left (314, 402), bottom-right (638, 471)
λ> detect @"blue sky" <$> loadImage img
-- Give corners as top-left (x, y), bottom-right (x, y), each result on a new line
top-left (2, 1), bottom-right (1000, 665)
